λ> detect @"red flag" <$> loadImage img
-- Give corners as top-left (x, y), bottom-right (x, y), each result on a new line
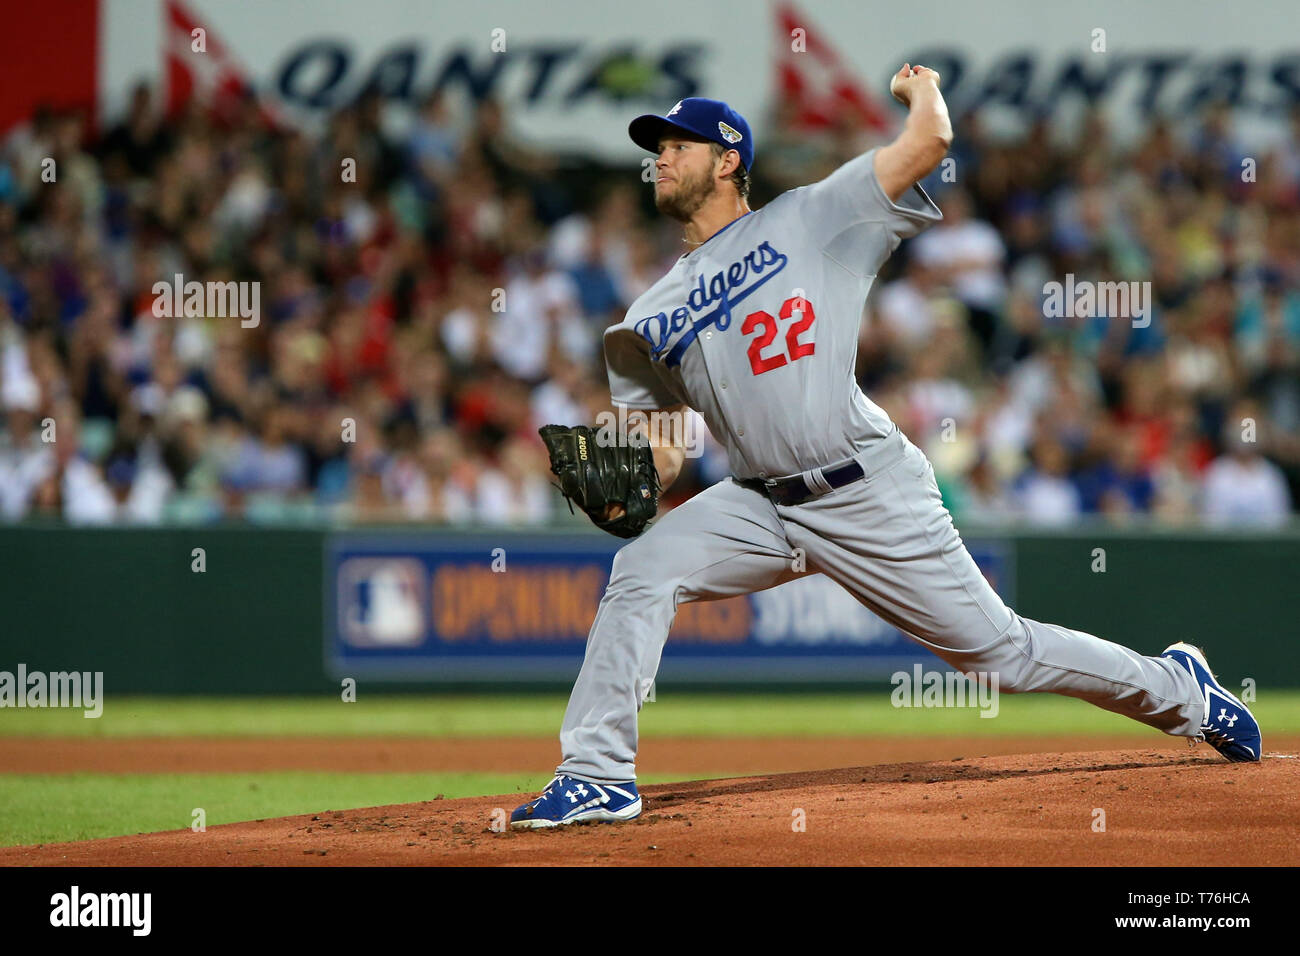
top-left (164, 0), bottom-right (274, 123)
top-left (775, 1), bottom-right (893, 134)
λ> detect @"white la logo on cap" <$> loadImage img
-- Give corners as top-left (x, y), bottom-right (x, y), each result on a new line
top-left (667, 100), bottom-right (684, 116)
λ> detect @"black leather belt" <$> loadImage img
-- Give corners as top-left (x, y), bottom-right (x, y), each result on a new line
top-left (743, 458), bottom-right (865, 506)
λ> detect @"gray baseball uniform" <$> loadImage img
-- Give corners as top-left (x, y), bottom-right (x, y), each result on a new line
top-left (557, 148), bottom-right (1202, 782)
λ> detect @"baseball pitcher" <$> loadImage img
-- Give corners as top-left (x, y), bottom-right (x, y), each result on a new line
top-left (515, 65), bottom-right (1261, 828)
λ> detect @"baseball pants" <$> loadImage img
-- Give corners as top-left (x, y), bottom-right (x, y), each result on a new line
top-left (556, 427), bottom-right (1203, 782)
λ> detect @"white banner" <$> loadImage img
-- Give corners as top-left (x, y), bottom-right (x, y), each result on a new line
top-left (100, 0), bottom-right (1300, 160)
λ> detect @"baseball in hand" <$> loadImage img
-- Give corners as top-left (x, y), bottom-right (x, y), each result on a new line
top-left (889, 63), bottom-right (940, 106)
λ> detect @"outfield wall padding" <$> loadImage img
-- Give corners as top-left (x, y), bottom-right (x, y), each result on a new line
top-left (0, 525), bottom-right (1294, 692)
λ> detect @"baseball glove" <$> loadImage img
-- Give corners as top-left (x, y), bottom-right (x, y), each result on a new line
top-left (538, 424), bottom-right (661, 539)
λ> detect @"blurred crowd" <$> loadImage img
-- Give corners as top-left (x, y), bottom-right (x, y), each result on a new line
top-left (1, 84), bottom-right (1298, 527)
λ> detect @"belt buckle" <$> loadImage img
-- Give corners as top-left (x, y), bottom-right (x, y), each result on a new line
top-left (761, 478), bottom-right (786, 504)
top-left (766, 475), bottom-right (807, 506)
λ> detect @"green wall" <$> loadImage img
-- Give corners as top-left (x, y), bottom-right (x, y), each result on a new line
top-left (1010, 528), bottom-right (1299, 688)
top-left (0, 527), bottom-right (325, 693)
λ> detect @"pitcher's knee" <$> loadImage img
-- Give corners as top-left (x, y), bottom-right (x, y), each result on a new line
top-left (611, 535), bottom-right (681, 595)
top-left (929, 651), bottom-right (1032, 695)
top-left (604, 539), bottom-right (680, 607)
top-left (986, 654), bottom-right (1036, 694)
top-left (930, 621), bottom-right (1037, 694)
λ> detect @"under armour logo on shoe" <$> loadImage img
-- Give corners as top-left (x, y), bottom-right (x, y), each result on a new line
top-left (1218, 708), bottom-right (1238, 727)
top-left (566, 783), bottom-right (589, 803)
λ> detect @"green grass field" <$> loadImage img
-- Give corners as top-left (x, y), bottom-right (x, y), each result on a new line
top-left (0, 772), bottom-right (548, 846)
top-left (6, 690), bottom-right (1299, 737)
top-left (3, 692), bottom-right (1297, 847)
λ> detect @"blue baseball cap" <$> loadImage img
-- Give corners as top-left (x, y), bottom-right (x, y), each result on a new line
top-left (629, 97), bottom-right (754, 172)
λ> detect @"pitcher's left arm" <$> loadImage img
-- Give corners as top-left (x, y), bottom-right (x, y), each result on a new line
top-left (874, 63), bottom-right (953, 202)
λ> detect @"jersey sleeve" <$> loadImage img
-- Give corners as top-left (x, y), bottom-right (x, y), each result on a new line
top-left (603, 326), bottom-right (682, 410)
top-left (796, 147), bottom-right (943, 277)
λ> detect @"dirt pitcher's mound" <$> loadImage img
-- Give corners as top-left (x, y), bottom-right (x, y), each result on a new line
top-left (3, 750), bottom-right (1295, 866)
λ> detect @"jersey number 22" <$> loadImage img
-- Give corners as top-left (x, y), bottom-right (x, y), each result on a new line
top-left (742, 295), bottom-right (816, 375)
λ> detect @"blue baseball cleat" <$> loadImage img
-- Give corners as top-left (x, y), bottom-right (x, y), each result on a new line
top-left (1161, 642), bottom-right (1262, 762)
top-left (510, 774), bottom-right (642, 829)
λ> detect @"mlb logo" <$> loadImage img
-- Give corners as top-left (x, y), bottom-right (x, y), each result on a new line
top-left (338, 558), bottom-right (427, 647)
top-left (717, 121), bottom-right (742, 144)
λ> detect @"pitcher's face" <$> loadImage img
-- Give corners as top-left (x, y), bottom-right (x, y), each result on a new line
top-left (653, 136), bottom-right (719, 222)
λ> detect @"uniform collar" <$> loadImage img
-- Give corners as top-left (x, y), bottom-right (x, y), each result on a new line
top-left (680, 209), bottom-right (755, 261)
